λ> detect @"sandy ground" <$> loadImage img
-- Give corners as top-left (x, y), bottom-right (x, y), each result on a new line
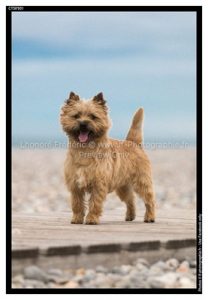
top-left (12, 148), bottom-right (196, 214)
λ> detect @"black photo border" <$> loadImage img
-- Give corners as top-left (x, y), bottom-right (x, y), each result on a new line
top-left (6, 5), bottom-right (202, 294)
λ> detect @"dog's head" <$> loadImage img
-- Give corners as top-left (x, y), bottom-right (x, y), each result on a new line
top-left (60, 92), bottom-right (111, 143)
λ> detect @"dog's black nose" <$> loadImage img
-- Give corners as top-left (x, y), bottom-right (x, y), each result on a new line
top-left (79, 121), bottom-right (89, 131)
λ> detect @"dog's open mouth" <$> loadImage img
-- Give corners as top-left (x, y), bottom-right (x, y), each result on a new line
top-left (78, 131), bottom-right (90, 143)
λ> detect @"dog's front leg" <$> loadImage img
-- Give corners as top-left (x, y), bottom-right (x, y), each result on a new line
top-left (85, 185), bottom-right (107, 225)
top-left (70, 188), bottom-right (85, 224)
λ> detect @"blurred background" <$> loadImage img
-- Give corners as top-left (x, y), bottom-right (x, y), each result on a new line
top-left (12, 11), bottom-right (196, 212)
top-left (12, 11), bottom-right (196, 145)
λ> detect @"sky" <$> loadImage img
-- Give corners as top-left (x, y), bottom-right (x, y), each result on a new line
top-left (12, 11), bottom-right (196, 144)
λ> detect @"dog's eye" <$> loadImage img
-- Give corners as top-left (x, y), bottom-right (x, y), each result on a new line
top-left (72, 113), bottom-right (80, 119)
top-left (89, 114), bottom-right (98, 120)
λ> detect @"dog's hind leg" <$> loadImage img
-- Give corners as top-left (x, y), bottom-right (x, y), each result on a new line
top-left (134, 176), bottom-right (156, 223)
top-left (116, 185), bottom-right (136, 221)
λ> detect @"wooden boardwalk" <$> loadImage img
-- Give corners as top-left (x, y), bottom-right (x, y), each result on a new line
top-left (12, 208), bottom-right (196, 274)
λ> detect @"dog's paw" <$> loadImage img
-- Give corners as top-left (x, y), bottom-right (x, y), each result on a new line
top-left (144, 216), bottom-right (155, 223)
top-left (85, 215), bottom-right (99, 225)
top-left (125, 215), bottom-right (135, 221)
top-left (144, 211), bottom-right (155, 223)
top-left (125, 209), bottom-right (136, 221)
top-left (71, 215), bottom-right (84, 224)
top-left (71, 220), bottom-right (84, 224)
top-left (144, 219), bottom-right (155, 223)
top-left (85, 220), bottom-right (98, 225)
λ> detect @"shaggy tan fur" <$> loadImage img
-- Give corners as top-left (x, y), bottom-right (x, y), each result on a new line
top-left (60, 92), bottom-right (156, 225)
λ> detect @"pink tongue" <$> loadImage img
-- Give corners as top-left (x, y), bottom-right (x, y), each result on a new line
top-left (78, 132), bottom-right (89, 143)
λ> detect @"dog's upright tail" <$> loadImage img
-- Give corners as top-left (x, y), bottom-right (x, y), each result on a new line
top-left (126, 108), bottom-right (144, 146)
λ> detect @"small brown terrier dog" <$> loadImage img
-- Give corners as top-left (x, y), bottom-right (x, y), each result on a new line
top-left (60, 92), bottom-right (155, 225)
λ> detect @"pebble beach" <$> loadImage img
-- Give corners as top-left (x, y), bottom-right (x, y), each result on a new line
top-left (12, 148), bottom-right (196, 213)
top-left (12, 258), bottom-right (196, 289)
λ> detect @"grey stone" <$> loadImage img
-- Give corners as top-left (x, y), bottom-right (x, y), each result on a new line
top-left (82, 280), bottom-right (97, 288)
top-left (47, 282), bottom-right (57, 288)
top-left (82, 269), bottom-right (96, 282)
top-left (48, 275), bottom-right (69, 284)
top-left (111, 265), bottom-right (132, 275)
top-left (47, 268), bottom-right (63, 277)
top-left (12, 274), bottom-right (24, 285)
top-left (166, 258), bottom-right (179, 269)
top-left (93, 275), bottom-right (111, 288)
top-left (152, 260), bottom-right (168, 271)
top-left (181, 260), bottom-right (190, 268)
top-left (12, 283), bottom-right (22, 289)
top-left (178, 277), bottom-right (195, 288)
top-left (111, 266), bottom-right (121, 274)
top-left (24, 265), bottom-right (49, 283)
top-left (134, 258), bottom-right (149, 267)
top-left (148, 272), bottom-right (180, 288)
top-left (136, 263), bottom-right (149, 273)
top-left (129, 268), bottom-right (141, 276)
top-left (120, 265), bottom-right (132, 275)
top-left (96, 282), bottom-right (112, 288)
top-left (107, 273), bottom-right (122, 284)
top-left (192, 269), bottom-right (196, 275)
top-left (73, 274), bottom-right (84, 283)
top-left (115, 277), bottom-right (132, 288)
top-left (95, 265), bottom-right (108, 273)
top-left (23, 279), bottom-right (46, 288)
top-left (149, 265), bottom-right (165, 276)
top-left (131, 277), bottom-right (150, 288)
top-left (186, 272), bottom-right (196, 282)
top-left (129, 269), bottom-right (145, 283)
top-left (190, 260), bottom-right (196, 268)
top-left (128, 271), bottom-right (147, 288)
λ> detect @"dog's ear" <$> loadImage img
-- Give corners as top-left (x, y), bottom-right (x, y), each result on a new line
top-left (65, 92), bottom-right (80, 104)
top-left (93, 92), bottom-right (107, 107)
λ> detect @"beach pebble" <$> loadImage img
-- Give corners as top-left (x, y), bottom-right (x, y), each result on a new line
top-left (24, 266), bottom-right (49, 283)
top-left (111, 266), bottom-right (122, 274)
top-left (23, 279), bottom-right (46, 288)
top-left (135, 258), bottom-right (149, 266)
top-left (135, 263), bottom-right (149, 273)
top-left (152, 260), bottom-right (169, 271)
top-left (190, 260), bottom-right (196, 268)
top-left (12, 274), bottom-right (24, 285)
top-left (149, 272), bottom-right (180, 288)
top-left (47, 268), bottom-right (63, 277)
top-left (166, 258), bottom-right (179, 269)
top-left (115, 277), bottom-right (132, 288)
top-left (76, 268), bottom-right (85, 276)
top-left (73, 274), bottom-right (84, 283)
top-left (177, 261), bottom-right (190, 273)
top-left (120, 265), bottom-right (132, 275)
top-left (178, 277), bottom-right (195, 288)
top-left (149, 265), bottom-right (164, 276)
top-left (82, 269), bottom-right (96, 282)
top-left (63, 280), bottom-right (79, 288)
top-left (48, 275), bottom-right (69, 284)
top-left (96, 265), bottom-right (108, 273)
top-left (107, 273), bottom-right (122, 284)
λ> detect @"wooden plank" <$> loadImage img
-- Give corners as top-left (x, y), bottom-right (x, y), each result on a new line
top-left (12, 208), bottom-right (196, 257)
